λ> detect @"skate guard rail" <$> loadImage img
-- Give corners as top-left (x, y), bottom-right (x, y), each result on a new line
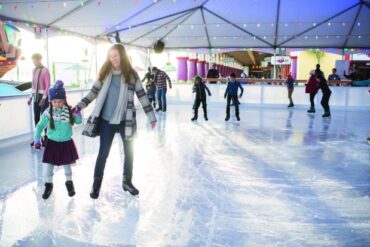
top-left (203, 78), bottom-right (352, 86)
top-left (0, 84), bottom-right (369, 140)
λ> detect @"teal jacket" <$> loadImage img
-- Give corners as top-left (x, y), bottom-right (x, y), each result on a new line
top-left (34, 106), bottom-right (82, 142)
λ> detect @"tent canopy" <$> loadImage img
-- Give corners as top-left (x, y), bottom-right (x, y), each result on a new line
top-left (0, 0), bottom-right (369, 49)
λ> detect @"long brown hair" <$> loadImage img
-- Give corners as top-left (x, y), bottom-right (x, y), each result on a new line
top-left (98, 44), bottom-right (138, 83)
top-left (49, 100), bottom-right (74, 130)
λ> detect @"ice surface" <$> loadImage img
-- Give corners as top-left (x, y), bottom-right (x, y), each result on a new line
top-left (0, 105), bottom-right (370, 246)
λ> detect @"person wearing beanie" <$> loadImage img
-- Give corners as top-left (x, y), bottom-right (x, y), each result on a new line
top-left (224, 73), bottom-right (244, 121)
top-left (191, 76), bottom-right (211, 121)
top-left (284, 73), bottom-right (295, 108)
top-left (305, 70), bottom-right (320, 113)
top-left (34, 80), bottom-right (82, 199)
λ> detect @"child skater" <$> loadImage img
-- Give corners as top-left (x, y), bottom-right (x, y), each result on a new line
top-left (146, 79), bottom-right (157, 109)
top-left (191, 76), bottom-right (211, 121)
top-left (224, 73), bottom-right (244, 121)
top-left (34, 80), bottom-right (82, 199)
top-left (284, 73), bottom-right (295, 107)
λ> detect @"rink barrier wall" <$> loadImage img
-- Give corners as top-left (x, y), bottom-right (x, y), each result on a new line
top-left (0, 84), bottom-right (369, 140)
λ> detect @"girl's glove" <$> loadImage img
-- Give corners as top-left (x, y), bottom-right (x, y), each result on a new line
top-left (34, 140), bottom-right (41, 150)
top-left (151, 121), bottom-right (157, 129)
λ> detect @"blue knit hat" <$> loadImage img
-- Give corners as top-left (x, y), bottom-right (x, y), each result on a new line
top-left (48, 80), bottom-right (66, 100)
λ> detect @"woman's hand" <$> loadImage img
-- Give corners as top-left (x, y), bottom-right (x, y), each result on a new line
top-left (72, 106), bottom-right (81, 114)
top-left (151, 121), bottom-right (157, 129)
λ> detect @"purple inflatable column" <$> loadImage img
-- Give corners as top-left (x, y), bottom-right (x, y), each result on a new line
top-left (188, 58), bottom-right (198, 80)
top-left (204, 62), bottom-right (209, 75)
top-left (177, 57), bottom-right (188, 81)
top-left (197, 60), bottom-right (205, 78)
top-left (290, 56), bottom-right (298, 79)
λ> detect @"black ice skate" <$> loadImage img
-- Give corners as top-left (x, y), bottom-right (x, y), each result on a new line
top-left (65, 181), bottom-right (75, 197)
top-left (122, 176), bottom-right (139, 196)
top-left (307, 107), bottom-right (315, 113)
top-left (90, 178), bottom-right (102, 199)
top-left (42, 183), bottom-right (53, 200)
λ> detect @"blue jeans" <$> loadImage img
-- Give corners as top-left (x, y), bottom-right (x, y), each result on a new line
top-left (94, 120), bottom-right (134, 179)
top-left (156, 88), bottom-right (167, 110)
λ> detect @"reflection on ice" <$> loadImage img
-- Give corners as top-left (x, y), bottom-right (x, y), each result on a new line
top-left (0, 105), bottom-right (370, 246)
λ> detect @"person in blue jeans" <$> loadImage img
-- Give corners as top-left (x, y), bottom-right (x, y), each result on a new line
top-left (152, 67), bottom-right (172, 112)
top-left (224, 73), bottom-right (244, 121)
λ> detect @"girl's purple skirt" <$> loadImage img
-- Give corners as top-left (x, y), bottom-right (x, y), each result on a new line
top-left (43, 139), bottom-right (79, 166)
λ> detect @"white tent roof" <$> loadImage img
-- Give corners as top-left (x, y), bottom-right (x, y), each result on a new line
top-left (0, 0), bottom-right (369, 49)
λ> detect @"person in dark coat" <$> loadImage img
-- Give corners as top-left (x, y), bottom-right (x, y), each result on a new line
top-left (305, 70), bottom-right (320, 113)
top-left (207, 64), bottom-right (220, 84)
top-left (191, 76), bottom-right (211, 121)
top-left (284, 73), bottom-right (295, 107)
top-left (316, 71), bottom-right (332, 118)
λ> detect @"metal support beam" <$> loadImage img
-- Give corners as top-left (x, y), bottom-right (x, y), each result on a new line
top-left (343, 2), bottom-right (363, 48)
top-left (203, 7), bottom-right (274, 47)
top-left (48, 0), bottom-right (93, 26)
top-left (105, 6), bottom-right (201, 36)
top-left (128, 9), bottom-right (192, 45)
top-left (278, 2), bottom-right (361, 46)
top-left (273, 0), bottom-right (281, 48)
top-left (99, 0), bottom-right (164, 36)
top-left (156, 8), bottom-right (199, 43)
top-left (200, 7), bottom-right (212, 49)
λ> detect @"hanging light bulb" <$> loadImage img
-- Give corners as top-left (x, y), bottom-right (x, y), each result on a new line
top-left (64, 2), bottom-right (67, 7)
top-left (328, 22), bottom-right (331, 26)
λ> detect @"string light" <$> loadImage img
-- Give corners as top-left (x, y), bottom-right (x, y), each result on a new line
top-left (327, 22), bottom-right (331, 26)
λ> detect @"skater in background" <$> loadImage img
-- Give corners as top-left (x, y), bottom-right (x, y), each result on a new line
top-left (146, 78), bottom-right (157, 109)
top-left (152, 66), bottom-right (172, 112)
top-left (74, 44), bottom-right (157, 199)
top-left (305, 70), bottom-right (320, 113)
top-left (224, 73), bottom-right (244, 121)
top-left (191, 76), bottom-right (211, 121)
top-left (34, 81), bottom-right (82, 199)
top-left (316, 71), bottom-right (332, 118)
top-left (142, 67), bottom-right (156, 108)
top-left (284, 73), bottom-right (295, 108)
top-left (27, 53), bottom-right (51, 147)
top-left (142, 67), bottom-right (153, 83)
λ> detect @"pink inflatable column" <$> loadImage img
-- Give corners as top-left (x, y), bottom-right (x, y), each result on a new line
top-left (177, 57), bottom-right (188, 81)
top-left (290, 56), bottom-right (298, 79)
top-left (204, 62), bottom-right (209, 77)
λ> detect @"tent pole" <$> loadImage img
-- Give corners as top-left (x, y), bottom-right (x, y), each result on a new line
top-left (94, 38), bottom-right (98, 75)
top-left (45, 27), bottom-right (50, 70)
top-left (273, 48), bottom-right (277, 79)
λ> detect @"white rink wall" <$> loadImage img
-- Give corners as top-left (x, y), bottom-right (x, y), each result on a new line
top-left (0, 84), bottom-right (369, 140)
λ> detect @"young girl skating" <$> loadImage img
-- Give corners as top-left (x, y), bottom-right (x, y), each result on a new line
top-left (191, 76), bottom-right (211, 121)
top-left (34, 80), bottom-right (82, 199)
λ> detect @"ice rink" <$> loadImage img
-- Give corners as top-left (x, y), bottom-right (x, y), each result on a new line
top-left (0, 104), bottom-right (370, 246)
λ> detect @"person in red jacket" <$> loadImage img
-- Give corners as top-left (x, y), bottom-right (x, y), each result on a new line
top-left (305, 70), bottom-right (320, 113)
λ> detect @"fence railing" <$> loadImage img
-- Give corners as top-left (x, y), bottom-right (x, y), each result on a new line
top-left (0, 84), bottom-right (369, 140)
